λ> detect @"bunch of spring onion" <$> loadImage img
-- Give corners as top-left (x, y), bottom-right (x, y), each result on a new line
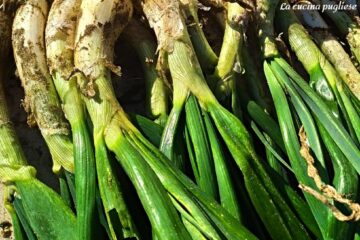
top-left (72, 0), bottom-right (259, 239)
top-left (1, 0), bottom-right (360, 239)
top-left (5, 0), bottom-right (257, 239)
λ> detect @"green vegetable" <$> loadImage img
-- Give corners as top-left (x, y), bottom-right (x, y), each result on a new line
top-left (45, 1), bottom-right (96, 238)
top-left (208, 2), bottom-right (247, 107)
top-left (204, 111), bottom-right (242, 220)
top-left (73, 1), bottom-right (139, 238)
top-left (185, 95), bottom-right (217, 198)
top-left (123, 20), bottom-right (169, 125)
top-left (182, 0), bottom-right (218, 72)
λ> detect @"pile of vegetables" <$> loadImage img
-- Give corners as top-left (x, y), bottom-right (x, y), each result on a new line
top-left (1, 0), bottom-right (360, 239)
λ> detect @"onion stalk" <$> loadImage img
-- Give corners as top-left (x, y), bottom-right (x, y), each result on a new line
top-left (181, 0), bottom-right (218, 72)
top-left (123, 19), bottom-right (169, 126)
top-left (12, 0), bottom-right (74, 174)
top-left (45, 0), bottom-right (96, 239)
top-left (206, 2), bottom-right (248, 118)
top-left (73, 1), bottom-right (140, 239)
